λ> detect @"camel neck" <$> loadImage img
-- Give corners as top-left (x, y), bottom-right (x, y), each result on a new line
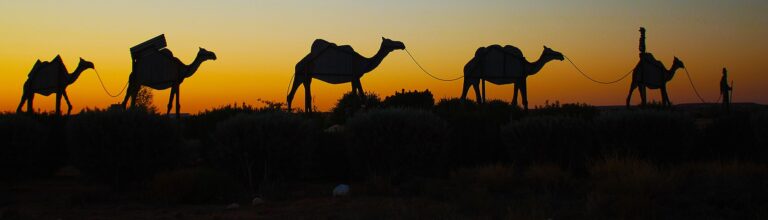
top-left (185, 53), bottom-right (205, 78)
top-left (667, 62), bottom-right (681, 81)
top-left (526, 51), bottom-right (552, 76)
top-left (67, 65), bottom-right (87, 85)
top-left (363, 44), bottom-right (391, 74)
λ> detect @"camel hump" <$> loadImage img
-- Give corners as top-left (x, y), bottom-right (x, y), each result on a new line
top-left (311, 39), bottom-right (333, 53)
top-left (311, 39), bottom-right (357, 54)
top-left (502, 45), bottom-right (524, 58)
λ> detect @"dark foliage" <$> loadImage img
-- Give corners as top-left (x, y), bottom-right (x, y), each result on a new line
top-left (67, 108), bottom-right (184, 187)
top-left (0, 113), bottom-right (64, 180)
top-left (212, 112), bottom-right (319, 192)
top-left (531, 101), bottom-right (599, 120)
top-left (382, 89), bottom-right (435, 109)
top-left (594, 110), bottom-right (698, 162)
top-left (502, 116), bottom-right (596, 171)
top-left (434, 99), bottom-right (520, 167)
top-left (346, 108), bottom-right (448, 179)
top-left (149, 168), bottom-right (243, 204)
top-left (330, 92), bottom-right (382, 124)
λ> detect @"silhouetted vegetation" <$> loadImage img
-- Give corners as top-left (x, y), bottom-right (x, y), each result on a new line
top-left (330, 92), bottom-right (381, 124)
top-left (382, 89), bottom-right (435, 109)
top-left (346, 108), bottom-right (448, 179)
top-left (67, 108), bottom-right (184, 187)
top-left (3, 100), bottom-right (767, 219)
top-left (212, 111), bottom-right (319, 194)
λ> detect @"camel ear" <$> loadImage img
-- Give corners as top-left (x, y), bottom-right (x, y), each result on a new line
top-left (382, 37), bottom-right (386, 41)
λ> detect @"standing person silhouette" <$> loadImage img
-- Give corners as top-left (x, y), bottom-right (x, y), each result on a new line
top-left (720, 68), bottom-right (732, 112)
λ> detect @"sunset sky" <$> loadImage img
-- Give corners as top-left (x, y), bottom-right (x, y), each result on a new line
top-left (1, 0), bottom-right (766, 113)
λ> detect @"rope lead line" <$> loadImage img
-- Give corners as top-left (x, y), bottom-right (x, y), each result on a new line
top-left (94, 69), bottom-right (129, 98)
top-left (565, 56), bottom-right (632, 84)
top-left (683, 68), bottom-right (713, 104)
top-left (405, 49), bottom-right (464, 82)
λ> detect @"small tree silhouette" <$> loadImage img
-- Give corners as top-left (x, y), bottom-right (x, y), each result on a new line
top-left (136, 86), bottom-right (158, 113)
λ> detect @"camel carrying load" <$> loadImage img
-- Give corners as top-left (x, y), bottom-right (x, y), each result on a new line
top-left (300, 39), bottom-right (369, 84)
top-left (129, 34), bottom-right (186, 89)
top-left (635, 53), bottom-right (671, 89)
top-left (25, 55), bottom-right (68, 96)
top-left (121, 34), bottom-right (217, 116)
top-left (465, 45), bottom-right (528, 84)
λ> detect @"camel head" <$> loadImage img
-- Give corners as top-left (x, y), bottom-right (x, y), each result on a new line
top-left (543, 46), bottom-right (564, 61)
top-left (673, 56), bottom-right (685, 69)
top-left (78, 57), bottom-right (95, 70)
top-left (381, 37), bottom-right (406, 51)
top-left (198, 47), bottom-right (217, 61)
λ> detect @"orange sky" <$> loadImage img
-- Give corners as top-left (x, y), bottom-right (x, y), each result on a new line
top-left (1, 1), bottom-right (766, 113)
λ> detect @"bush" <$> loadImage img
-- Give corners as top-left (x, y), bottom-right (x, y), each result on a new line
top-left (346, 108), bottom-right (448, 178)
top-left (67, 108), bottom-right (183, 186)
top-left (149, 168), bottom-right (243, 204)
top-left (435, 99), bottom-right (518, 167)
top-left (594, 110), bottom-right (697, 162)
top-left (382, 89), bottom-right (434, 109)
top-left (502, 116), bottom-right (596, 170)
top-left (212, 112), bottom-right (319, 192)
top-left (0, 113), bottom-right (63, 179)
top-left (532, 101), bottom-right (598, 120)
top-left (330, 92), bottom-right (381, 124)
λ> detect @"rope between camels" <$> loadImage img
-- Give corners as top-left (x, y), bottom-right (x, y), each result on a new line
top-left (94, 69), bottom-right (129, 98)
top-left (404, 49), bottom-right (464, 82)
top-left (683, 68), bottom-right (714, 104)
top-left (565, 56), bottom-right (632, 84)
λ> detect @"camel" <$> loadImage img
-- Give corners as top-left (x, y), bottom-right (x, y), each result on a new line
top-left (625, 54), bottom-right (684, 108)
top-left (461, 45), bottom-right (564, 110)
top-left (287, 37), bottom-right (406, 112)
top-left (17, 55), bottom-right (95, 115)
top-left (121, 47), bottom-right (216, 117)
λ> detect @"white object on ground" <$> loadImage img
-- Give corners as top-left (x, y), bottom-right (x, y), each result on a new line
top-left (333, 184), bottom-right (350, 197)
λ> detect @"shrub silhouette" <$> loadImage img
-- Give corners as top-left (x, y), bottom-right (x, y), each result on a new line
top-left (531, 101), bottom-right (598, 120)
top-left (594, 110), bottom-right (697, 162)
top-left (345, 108), bottom-right (448, 179)
top-left (149, 168), bottom-right (242, 204)
top-left (330, 91), bottom-right (381, 124)
top-left (382, 89), bottom-right (434, 109)
top-left (67, 108), bottom-right (183, 187)
top-left (502, 115), bottom-right (596, 170)
top-left (212, 112), bottom-right (319, 192)
top-left (435, 98), bottom-right (518, 167)
top-left (0, 113), bottom-right (63, 179)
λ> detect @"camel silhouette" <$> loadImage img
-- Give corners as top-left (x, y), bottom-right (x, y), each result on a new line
top-left (16, 55), bottom-right (95, 115)
top-left (625, 54), bottom-right (684, 108)
top-left (460, 45), bottom-right (564, 110)
top-left (121, 47), bottom-right (216, 117)
top-left (287, 37), bottom-right (406, 112)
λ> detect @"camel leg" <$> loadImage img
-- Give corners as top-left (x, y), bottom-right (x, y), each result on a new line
top-left (55, 92), bottom-right (63, 115)
top-left (27, 94), bottom-right (34, 113)
top-left (63, 90), bottom-right (73, 115)
top-left (287, 74), bottom-right (303, 111)
top-left (661, 86), bottom-right (670, 107)
top-left (481, 79), bottom-right (486, 103)
top-left (520, 81), bottom-right (529, 111)
top-left (626, 82), bottom-right (636, 108)
top-left (512, 83), bottom-right (520, 107)
top-left (122, 83), bottom-right (139, 108)
top-left (352, 78), bottom-right (364, 95)
top-left (17, 91), bottom-right (28, 113)
top-left (472, 82), bottom-right (482, 104)
top-left (304, 79), bottom-right (312, 113)
top-left (167, 86), bottom-right (177, 115)
top-left (175, 86), bottom-right (181, 117)
top-left (461, 78), bottom-right (469, 100)
top-left (639, 86), bottom-right (647, 107)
